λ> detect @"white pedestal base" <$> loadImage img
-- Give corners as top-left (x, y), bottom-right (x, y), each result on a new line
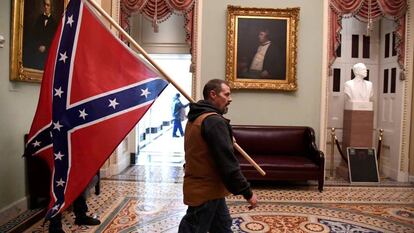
top-left (345, 101), bottom-right (373, 111)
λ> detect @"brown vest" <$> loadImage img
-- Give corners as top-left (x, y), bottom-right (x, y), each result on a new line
top-left (183, 112), bottom-right (229, 206)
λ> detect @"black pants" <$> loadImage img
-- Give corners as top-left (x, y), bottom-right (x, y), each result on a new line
top-left (49, 195), bottom-right (88, 230)
top-left (49, 175), bottom-right (98, 231)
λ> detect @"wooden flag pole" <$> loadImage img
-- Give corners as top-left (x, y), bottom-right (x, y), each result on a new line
top-left (233, 143), bottom-right (265, 175)
top-left (86, 0), bottom-right (191, 101)
top-left (86, 0), bottom-right (266, 176)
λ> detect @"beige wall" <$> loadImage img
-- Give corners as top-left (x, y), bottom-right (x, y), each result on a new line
top-left (199, 0), bottom-right (324, 136)
top-left (130, 14), bottom-right (190, 54)
top-left (0, 0), bottom-right (115, 212)
top-left (0, 1), bottom-right (40, 210)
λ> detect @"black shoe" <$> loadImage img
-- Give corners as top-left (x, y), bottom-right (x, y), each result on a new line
top-left (49, 214), bottom-right (65, 233)
top-left (173, 135), bottom-right (179, 137)
top-left (49, 229), bottom-right (65, 233)
top-left (74, 215), bottom-right (101, 226)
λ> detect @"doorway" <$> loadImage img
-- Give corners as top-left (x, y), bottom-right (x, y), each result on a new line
top-left (327, 17), bottom-right (404, 180)
top-left (135, 54), bottom-right (192, 166)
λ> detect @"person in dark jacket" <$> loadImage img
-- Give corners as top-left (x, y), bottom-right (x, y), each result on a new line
top-left (178, 79), bottom-right (257, 233)
top-left (172, 93), bottom-right (189, 137)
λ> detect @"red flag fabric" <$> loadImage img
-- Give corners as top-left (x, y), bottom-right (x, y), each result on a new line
top-left (25, 0), bottom-right (168, 218)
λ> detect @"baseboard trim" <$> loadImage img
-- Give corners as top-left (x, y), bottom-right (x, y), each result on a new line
top-left (0, 197), bottom-right (28, 226)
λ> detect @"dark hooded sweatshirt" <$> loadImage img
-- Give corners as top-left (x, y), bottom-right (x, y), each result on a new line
top-left (183, 100), bottom-right (252, 205)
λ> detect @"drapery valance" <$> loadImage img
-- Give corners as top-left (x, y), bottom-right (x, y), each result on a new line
top-left (120, 0), bottom-right (195, 45)
top-left (329, 0), bottom-right (407, 69)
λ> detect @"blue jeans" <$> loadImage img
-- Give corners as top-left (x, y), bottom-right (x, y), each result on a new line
top-left (178, 198), bottom-right (232, 233)
top-left (173, 118), bottom-right (184, 137)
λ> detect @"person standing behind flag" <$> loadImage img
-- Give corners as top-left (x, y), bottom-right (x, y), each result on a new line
top-left (172, 93), bottom-right (188, 137)
top-left (49, 176), bottom-right (100, 233)
top-left (178, 79), bottom-right (257, 232)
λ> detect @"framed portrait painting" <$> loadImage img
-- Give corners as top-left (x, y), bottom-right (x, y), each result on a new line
top-left (11, 0), bottom-right (67, 82)
top-left (226, 6), bottom-right (299, 91)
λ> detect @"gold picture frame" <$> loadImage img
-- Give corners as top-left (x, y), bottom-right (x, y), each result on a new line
top-left (10, 0), bottom-right (67, 82)
top-left (225, 5), bottom-right (299, 91)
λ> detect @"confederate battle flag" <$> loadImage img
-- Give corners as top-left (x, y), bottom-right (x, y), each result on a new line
top-left (24, 0), bottom-right (168, 218)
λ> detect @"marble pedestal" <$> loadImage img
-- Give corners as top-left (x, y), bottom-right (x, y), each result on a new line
top-left (337, 101), bottom-right (374, 179)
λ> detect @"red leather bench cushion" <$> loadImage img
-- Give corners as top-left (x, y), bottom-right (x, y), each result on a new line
top-left (232, 126), bottom-right (310, 155)
top-left (237, 155), bottom-right (319, 171)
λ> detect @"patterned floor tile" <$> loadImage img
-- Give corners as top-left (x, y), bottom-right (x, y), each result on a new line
top-left (0, 208), bottom-right (43, 233)
top-left (108, 165), bottom-right (183, 183)
top-left (6, 133), bottom-right (414, 232)
top-left (229, 202), bottom-right (414, 233)
top-left (22, 178), bottom-right (414, 233)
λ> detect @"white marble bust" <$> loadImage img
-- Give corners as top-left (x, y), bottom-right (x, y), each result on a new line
top-left (344, 63), bottom-right (373, 103)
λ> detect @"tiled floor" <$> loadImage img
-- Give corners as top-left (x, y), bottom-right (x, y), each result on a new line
top-left (137, 127), bottom-right (185, 166)
top-left (22, 175), bottom-right (414, 232)
top-left (3, 130), bottom-right (414, 232)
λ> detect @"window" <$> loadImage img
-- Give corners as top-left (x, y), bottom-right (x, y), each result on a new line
top-left (383, 69), bottom-right (389, 93)
top-left (365, 70), bottom-right (370, 81)
top-left (391, 68), bottom-right (396, 93)
top-left (392, 32), bottom-right (397, 56)
top-left (363, 35), bottom-right (370, 58)
top-left (352, 34), bottom-right (359, 58)
top-left (336, 34), bottom-right (341, 57)
top-left (333, 68), bottom-right (341, 92)
top-left (385, 33), bottom-right (390, 58)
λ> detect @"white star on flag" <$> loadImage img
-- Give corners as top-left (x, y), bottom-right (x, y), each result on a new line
top-left (54, 152), bottom-right (65, 160)
top-left (67, 15), bottom-right (74, 27)
top-left (32, 140), bottom-right (41, 147)
top-left (108, 98), bottom-right (119, 109)
top-left (52, 204), bottom-right (60, 211)
top-left (79, 109), bottom-right (88, 120)
top-left (53, 121), bottom-right (63, 131)
top-left (59, 51), bottom-right (68, 63)
top-left (56, 178), bottom-right (66, 187)
top-left (24, 0), bottom-right (170, 219)
top-left (140, 88), bottom-right (151, 98)
top-left (54, 87), bottom-right (64, 98)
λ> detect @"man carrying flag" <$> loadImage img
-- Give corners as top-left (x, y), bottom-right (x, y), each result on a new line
top-left (24, 0), bottom-right (168, 229)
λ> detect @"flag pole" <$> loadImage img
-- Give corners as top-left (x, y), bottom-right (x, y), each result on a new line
top-left (86, 0), bottom-right (191, 101)
top-left (86, 0), bottom-right (265, 176)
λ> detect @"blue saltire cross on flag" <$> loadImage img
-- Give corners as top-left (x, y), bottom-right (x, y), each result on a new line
top-left (25, 0), bottom-right (168, 218)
